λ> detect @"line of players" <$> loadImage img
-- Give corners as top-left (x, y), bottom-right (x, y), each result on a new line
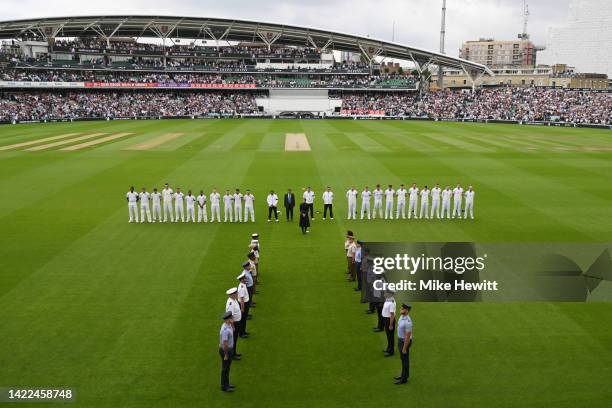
top-left (347, 183), bottom-right (475, 220)
top-left (125, 182), bottom-right (475, 223)
top-left (125, 183), bottom-right (262, 223)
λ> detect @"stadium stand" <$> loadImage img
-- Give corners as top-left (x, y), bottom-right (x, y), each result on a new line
top-left (0, 16), bottom-right (609, 125)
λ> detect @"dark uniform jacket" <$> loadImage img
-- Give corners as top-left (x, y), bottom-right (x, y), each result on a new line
top-left (284, 193), bottom-right (296, 209)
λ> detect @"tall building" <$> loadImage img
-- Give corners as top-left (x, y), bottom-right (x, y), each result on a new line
top-left (538, 0), bottom-right (612, 77)
top-left (459, 38), bottom-right (536, 68)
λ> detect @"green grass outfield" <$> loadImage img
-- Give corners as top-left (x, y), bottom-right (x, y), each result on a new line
top-left (1, 119), bottom-right (611, 408)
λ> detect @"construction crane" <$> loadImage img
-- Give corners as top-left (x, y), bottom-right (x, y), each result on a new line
top-left (519, 0), bottom-right (530, 39)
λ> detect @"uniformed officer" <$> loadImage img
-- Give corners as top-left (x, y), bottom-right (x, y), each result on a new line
top-left (394, 303), bottom-right (413, 385)
top-left (219, 311), bottom-right (235, 392)
top-left (237, 268), bottom-right (252, 337)
top-left (243, 261), bottom-right (256, 309)
top-left (225, 287), bottom-right (242, 360)
top-left (248, 251), bottom-right (258, 293)
top-left (354, 241), bottom-right (363, 291)
top-left (251, 233), bottom-right (260, 273)
top-left (382, 290), bottom-right (396, 356)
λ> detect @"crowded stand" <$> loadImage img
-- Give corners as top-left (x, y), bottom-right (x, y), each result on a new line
top-left (0, 87), bottom-right (609, 124)
top-left (0, 69), bottom-right (416, 89)
top-left (0, 33), bottom-right (609, 126)
top-left (50, 40), bottom-right (323, 59)
top-left (0, 91), bottom-right (260, 121)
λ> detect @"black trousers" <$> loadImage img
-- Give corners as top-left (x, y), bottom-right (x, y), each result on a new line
top-left (375, 303), bottom-right (384, 330)
top-left (285, 206), bottom-right (294, 220)
top-left (233, 325), bottom-right (239, 354)
top-left (398, 338), bottom-right (412, 381)
top-left (307, 203), bottom-right (314, 218)
top-left (241, 302), bottom-right (251, 334)
top-left (219, 348), bottom-right (234, 390)
top-left (383, 317), bottom-right (395, 354)
top-left (355, 262), bottom-right (362, 290)
top-left (323, 204), bottom-right (333, 218)
top-left (268, 206), bottom-right (278, 220)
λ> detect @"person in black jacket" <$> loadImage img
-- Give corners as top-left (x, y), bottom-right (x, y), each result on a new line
top-left (284, 188), bottom-right (296, 221)
top-left (299, 198), bottom-right (310, 234)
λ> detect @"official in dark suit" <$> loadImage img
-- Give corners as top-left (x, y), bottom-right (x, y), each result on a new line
top-left (299, 198), bottom-right (310, 234)
top-left (284, 189), bottom-right (296, 221)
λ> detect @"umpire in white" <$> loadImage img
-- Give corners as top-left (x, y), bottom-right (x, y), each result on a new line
top-left (395, 303), bottom-right (413, 385)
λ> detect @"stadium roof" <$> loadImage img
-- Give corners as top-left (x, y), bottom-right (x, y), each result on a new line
top-left (0, 15), bottom-right (493, 76)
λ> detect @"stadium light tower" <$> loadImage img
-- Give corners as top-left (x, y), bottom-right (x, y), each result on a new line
top-left (437, 0), bottom-right (447, 89)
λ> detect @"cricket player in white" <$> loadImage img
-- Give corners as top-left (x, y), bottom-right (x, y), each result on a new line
top-left (408, 183), bottom-right (419, 219)
top-left (244, 190), bottom-right (255, 222)
top-left (419, 186), bottom-right (430, 219)
top-left (210, 188), bottom-right (221, 222)
top-left (197, 190), bottom-right (208, 223)
top-left (233, 189), bottom-right (243, 223)
top-left (452, 184), bottom-right (464, 219)
top-left (441, 186), bottom-right (452, 219)
top-left (232, 188), bottom-right (243, 222)
top-left (384, 185), bottom-right (395, 220)
top-left (430, 184), bottom-right (442, 219)
top-left (396, 184), bottom-right (407, 219)
top-left (185, 190), bottom-right (196, 222)
top-left (346, 187), bottom-right (358, 220)
top-left (162, 183), bottom-right (174, 223)
top-left (372, 185), bottom-right (383, 219)
top-left (223, 190), bottom-right (233, 222)
top-left (174, 188), bottom-right (185, 222)
top-left (464, 186), bottom-right (475, 219)
top-left (139, 187), bottom-right (152, 223)
top-left (126, 186), bottom-right (139, 223)
top-left (303, 187), bottom-right (315, 220)
top-left (151, 188), bottom-right (162, 222)
top-left (360, 187), bottom-right (371, 220)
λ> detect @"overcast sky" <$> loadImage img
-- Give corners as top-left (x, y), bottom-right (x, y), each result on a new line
top-left (0, 0), bottom-right (571, 56)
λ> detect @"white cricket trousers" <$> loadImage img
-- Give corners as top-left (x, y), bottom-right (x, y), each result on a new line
top-left (140, 204), bottom-right (152, 223)
top-left (419, 200), bottom-right (429, 219)
top-left (464, 201), bottom-right (474, 219)
top-left (396, 201), bottom-right (406, 219)
top-left (128, 203), bottom-right (139, 222)
top-left (347, 201), bottom-right (357, 220)
top-left (198, 205), bottom-right (208, 222)
top-left (441, 200), bottom-right (451, 219)
top-left (408, 199), bottom-right (418, 219)
top-left (385, 200), bottom-right (394, 219)
top-left (245, 204), bottom-right (255, 222)
top-left (373, 200), bottom-right (383, 219)
top-left (210, 204), bottom-right (220, 222)
top-left (152, 203), bottom-right (161, 221)
top-left (186, 205), bottom-right (195, 222)
top-left (431, 200), bottom-right (440, 219)
top-left (234, 204), bottom-right (243, 222)
top-left (224, 205), bottom-right (233, 222)
top-left (163, 201), bottom-right (174, 222)
top-left (175, 203), bottom-right (185, 222)
top-left (360, 201), bottom-right (371, 219)
top-left (452, 198), bottom-right (462, 218)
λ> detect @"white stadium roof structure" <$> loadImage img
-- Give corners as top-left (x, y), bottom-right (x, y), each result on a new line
top-left (0, 15), bottom-right (493, 79)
